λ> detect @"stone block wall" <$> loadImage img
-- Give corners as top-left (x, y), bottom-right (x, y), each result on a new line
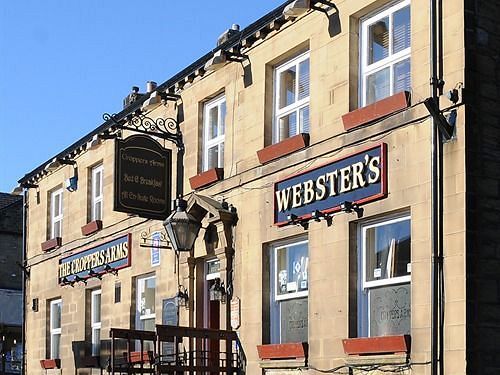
top-left (465, 0), bottom-right (500, 373)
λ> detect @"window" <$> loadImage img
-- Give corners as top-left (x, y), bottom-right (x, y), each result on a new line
top-left (203, 95), bottom-right (226, 171)
top-left (136, 275), bottom-right (155, 331)
top-left (49, 299), bottom-right (62, 359)
top-left (91, 290), bottom-right (101, 356)
top-left (270, 240), bottom-right (308, 344)
top-left (274, 52), bottom-right (310, 143)
top-left (360, 0), bottom-right (411, 106)
top-left (358, 214), bottom-right (411, 337)
top-left (91, 164), bottom-right (103, 221)
top-left (50, 188), bottom-right (63, 239)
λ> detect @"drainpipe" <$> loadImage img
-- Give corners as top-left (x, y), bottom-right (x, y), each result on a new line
top-left (21, 190), bottom-right (28, 375)
top-left (430, 0), bottom-right (444, 374)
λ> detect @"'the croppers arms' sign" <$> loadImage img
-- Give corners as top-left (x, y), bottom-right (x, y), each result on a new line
top-left (274, 144), bottom-right (387, 225)
top-left (58, 234), bottom-right (131, 284)
top-left (114, 135), bottom-right (172, 220)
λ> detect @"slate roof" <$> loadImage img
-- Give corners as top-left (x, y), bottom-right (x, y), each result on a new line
top-left (0, 193), bottom-right (22, 211)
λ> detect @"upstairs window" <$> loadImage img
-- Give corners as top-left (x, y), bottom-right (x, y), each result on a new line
top-left (91, 164), bottom-right (103, 221)
top-left (49, 299), bottom-right (62, 359)
top-left (203, 95), bottom-right (226, 171)
top-left (360, 0), bottom-right (411, 106)
top-left (274, 52), bottom-right (310, 143)
top-left (50, 188), bottom-right (63, 239)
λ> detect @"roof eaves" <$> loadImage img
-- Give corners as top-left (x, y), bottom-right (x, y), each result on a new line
top-left (18, 0), bottom-right (296, 185)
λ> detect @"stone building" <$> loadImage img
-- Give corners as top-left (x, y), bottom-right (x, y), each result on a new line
top-left (15, 0), bottom-right (500, 374)
top-left (0, 193), bottom-right (23, 374)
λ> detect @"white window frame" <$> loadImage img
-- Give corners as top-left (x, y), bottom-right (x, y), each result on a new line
top-left (203, 259), bottom-right (221, 328)
top-left (50, 188), bottom-right (64, 239)
top-left (361, 214), bottom-right (411, 290)
top-left (270, 239), bottom-right (309, 344)
top-left (273, 239), bottom-right (309, 301)
top-left (359, 0), bottom-right (411, 107)
top-left (91, 290), bottom-right (101, 356)
top-left (203, 95), bottom-right (226, 171)
top-left (136, 275), bottom-right (156, 330)
top-left (273, 51), bottom-right (310, 143)
top-left (91, 164), bottom-right (104, 221)
top-left (49, 299), bottom-right (62, 359)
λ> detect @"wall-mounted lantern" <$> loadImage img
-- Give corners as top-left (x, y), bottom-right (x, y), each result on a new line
top-left (209, 278), bottom-right (227, 304)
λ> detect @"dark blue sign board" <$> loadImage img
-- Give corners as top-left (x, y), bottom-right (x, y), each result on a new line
top-left (58, 234), bottom-right (131, 284)
top-left (274, 144), bottom-right (387, 225)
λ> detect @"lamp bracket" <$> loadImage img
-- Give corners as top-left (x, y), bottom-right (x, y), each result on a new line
top-left (424, 97), bottom-right (455, 141)
top-left (226, 51), bottom-right (249, 63)
top-left (311, 0), bottom-right (338, 14)
top-left (159, 92), bottom-right (181, 102)
top-left (103, 111), bottom-right (184, 150)
top-left (16, 262), bottom-right (30, 278)
top-left (140, 229), bottom-right (172, 249)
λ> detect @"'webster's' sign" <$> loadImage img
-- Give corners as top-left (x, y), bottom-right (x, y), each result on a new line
top-left (58, 234), bottom-right (131, 284)
top-left (274, 144), bottom-right (387, 225)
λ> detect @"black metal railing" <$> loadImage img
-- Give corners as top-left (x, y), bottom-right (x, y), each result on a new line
top-left (107, 325), bottom-right (246, 374)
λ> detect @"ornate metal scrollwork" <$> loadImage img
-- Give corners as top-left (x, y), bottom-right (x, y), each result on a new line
top-left (103, 111), bottom-right (183, 149)
top-left (140, 228), bottom-right (172, 249)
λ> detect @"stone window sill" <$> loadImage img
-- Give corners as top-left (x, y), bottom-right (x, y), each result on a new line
top-left (342, 91), bottom-right (411, 131)
top-left (256, 133), bottom-right (310, 164)
top-left (41, 237), bottom-right (62, 252)
top-left (40, 358), bottom-right (61, 369)
top-left (189, 168), bottom-right (224, 190)
top-left (81, 220), bottom-right (103, 236)
top-left (342, 335), bottom-right (411, 356)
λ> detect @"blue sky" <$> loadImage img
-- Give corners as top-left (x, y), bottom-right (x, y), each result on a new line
top-left (0, 0), bottom-right (285, 192)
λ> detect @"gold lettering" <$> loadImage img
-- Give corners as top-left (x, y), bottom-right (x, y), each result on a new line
top-left (291, 184), bottom-right (302, 208)
top-left (276, 187), bottom-right (292, 212)
top-left (351, 161), bottom-right (366, 189)
top-left (303, 180), bottom-right (315, 205)
top-left (326, 171), bottom-right (338, 196)
top-left (339, 166), bottom-right (352, 193)
top-left (315, 175), bottom-right (327, 200)
top-left (368, 156), bottom-right (381, 183)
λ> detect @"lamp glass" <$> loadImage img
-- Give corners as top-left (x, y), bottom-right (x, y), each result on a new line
top-left (163, 199), bottom-right (201, 252)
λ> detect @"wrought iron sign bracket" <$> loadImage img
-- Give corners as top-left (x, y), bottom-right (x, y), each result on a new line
top-left (103, 111), bottom-right (184, 151)
top-left (103, 109), bottom-right (186, 199)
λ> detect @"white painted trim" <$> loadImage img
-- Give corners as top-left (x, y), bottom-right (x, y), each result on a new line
top-left (359, 0), bottom-right (411, 107)
top-left (91, 164), bottom-right (104, 221)
top-left (361, 214), bottom-right (411, 290)
top-left (273, 239), bottom-right (309, 302)
top-left (203, 95), bottom-right (226, 171)
top-left (273, 51), bottom-right (310, 143)
top-left (91, 290), bottom-right (101, 356)
top-left (49, 299), bottom-right (62, 359)
top-left (50, 189), bottom-right (64, 239)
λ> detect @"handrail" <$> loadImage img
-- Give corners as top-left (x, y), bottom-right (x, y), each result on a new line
top-left (108, 325), bottom-right (246, 374)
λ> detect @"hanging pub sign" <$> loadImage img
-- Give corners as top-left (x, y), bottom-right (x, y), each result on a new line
top-left (58, 234), bottom-right (131, 284)
top-left (274, 144), bottom-right (387, 225)
top-left (114, 134), bottom-right (172, 220)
